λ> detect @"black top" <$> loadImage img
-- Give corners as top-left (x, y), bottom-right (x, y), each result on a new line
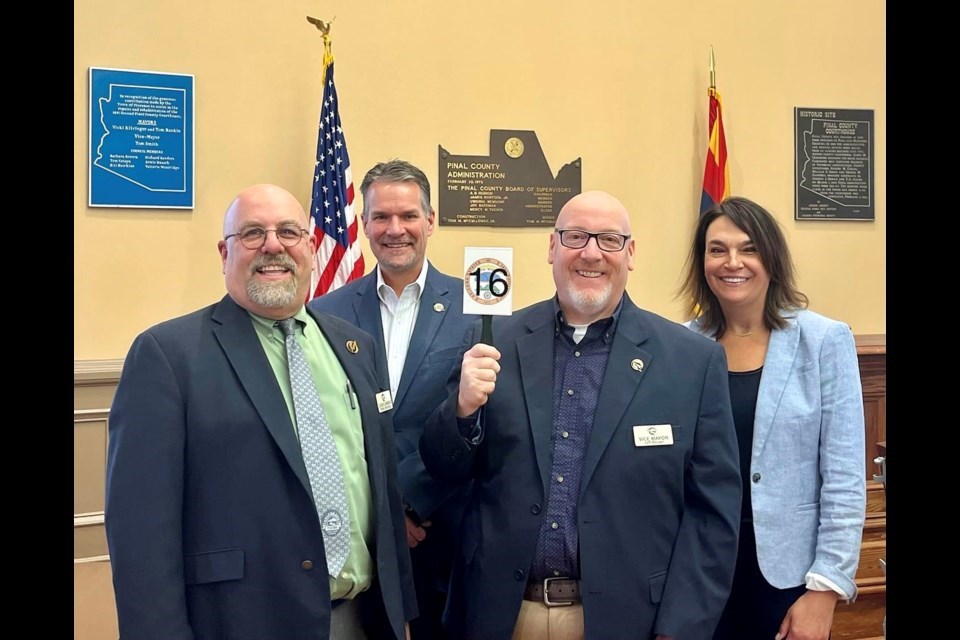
top-left (728, 366), bottom-right (763, 523)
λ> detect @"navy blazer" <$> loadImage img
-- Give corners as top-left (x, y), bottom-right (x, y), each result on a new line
top-left (105, 295), bottom-right (416, 640)
top-left (309, 264), bottom-right (475, 523)
top-left (420, 295), bottom-right (742, 640)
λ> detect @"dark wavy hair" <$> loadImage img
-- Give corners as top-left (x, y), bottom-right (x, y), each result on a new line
top-left (679, 196), bottom-right (808, 338)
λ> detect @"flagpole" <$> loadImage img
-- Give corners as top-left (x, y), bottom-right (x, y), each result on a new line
top-left (709, 45), bottom-right (716, 97)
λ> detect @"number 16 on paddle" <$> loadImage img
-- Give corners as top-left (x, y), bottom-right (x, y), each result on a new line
top-left (463, 247), bottom-right (513, 347)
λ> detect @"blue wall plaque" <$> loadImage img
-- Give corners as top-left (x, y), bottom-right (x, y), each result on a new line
top-left (89, 67), bottom-right (194, 208)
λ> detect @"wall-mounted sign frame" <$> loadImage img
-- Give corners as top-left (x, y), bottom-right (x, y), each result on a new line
top-left (88, 67), bottom-right (194, 209)
top-left (794, 107), bottom-right (874, 221)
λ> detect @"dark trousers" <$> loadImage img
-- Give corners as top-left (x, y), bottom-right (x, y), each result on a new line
top-left (712, 520), bottom-right (813, 640)
top-left (353, 580), bottom-right (398, 640)
top-left (408, 534), bottom-right (451, 640)
top-left (330, 596), bottom-right (367, 640)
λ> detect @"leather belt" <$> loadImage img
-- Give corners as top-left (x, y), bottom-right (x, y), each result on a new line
top-left (523, 577), bottom-right (580, 607)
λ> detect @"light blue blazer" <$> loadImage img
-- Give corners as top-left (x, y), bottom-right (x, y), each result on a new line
top-left (687, 309), bottom-right (866, 599)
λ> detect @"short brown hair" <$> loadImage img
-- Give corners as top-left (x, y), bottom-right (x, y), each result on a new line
top-left (359, 159), bottom-right (432, 221)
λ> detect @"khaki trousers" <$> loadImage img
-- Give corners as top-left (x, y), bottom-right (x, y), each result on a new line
top-left (511, 599), bottom-right (585, 640)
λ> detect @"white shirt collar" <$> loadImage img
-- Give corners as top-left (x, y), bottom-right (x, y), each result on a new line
top-left (376, 259), bottom-right (430, 303)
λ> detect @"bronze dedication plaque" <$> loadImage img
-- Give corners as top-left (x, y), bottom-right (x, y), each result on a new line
top-left (439, 129), bottom-right (581, 227)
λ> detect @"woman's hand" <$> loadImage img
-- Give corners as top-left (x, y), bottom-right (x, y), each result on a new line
top-left (775, 589), bottom-right (839, 640)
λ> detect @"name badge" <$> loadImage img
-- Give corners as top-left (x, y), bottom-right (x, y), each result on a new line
top-left (633, 424), bottom-right (674, 447)
top-left (376, 390), bottom-right (394, 413)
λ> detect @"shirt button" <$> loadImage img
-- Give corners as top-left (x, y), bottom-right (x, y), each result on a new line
top-left (301, 560), bottom-right (314, 570)
top-left (752, 472), bottom-right (761, 483)
top-left (566, 389), bottom-right (574, 396)
top-left (551, 521), bottom-right (559, 529)
top-left (562, 431), bottom-right (569, 438)
top-left (531, 503), bottom-right (542, 515)
top-left (557, 475), bottom-right (564, 483)
top-left (574, 351), bottom-right (581, 357)
top-left (515, 569), bottom-right (525, 581)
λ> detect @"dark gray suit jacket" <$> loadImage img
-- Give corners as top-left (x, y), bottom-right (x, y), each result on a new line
top-left (106, 295), bottom-right (416, 640)
top-left (421, 294), bottom-right (742, 640)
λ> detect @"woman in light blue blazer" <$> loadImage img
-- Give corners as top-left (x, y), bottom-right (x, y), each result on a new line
top-left (680, 197), bottom-right (866, 640)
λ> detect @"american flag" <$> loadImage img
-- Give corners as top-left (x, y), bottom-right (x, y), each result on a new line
top-left (308, 60), bottom-right (364, 299)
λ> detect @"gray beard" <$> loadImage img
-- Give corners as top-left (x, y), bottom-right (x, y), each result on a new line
top-left (565, 281), bottom-right (613, 319)
top-left (247, 278), bottom-right (298, 309)
top-left (246, 254), bottom-right (299, 309)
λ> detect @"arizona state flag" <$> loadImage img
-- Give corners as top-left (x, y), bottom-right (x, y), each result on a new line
top-left (700, 89), bottom-right (729, 215)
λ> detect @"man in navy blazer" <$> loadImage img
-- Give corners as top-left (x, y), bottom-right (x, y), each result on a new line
top-left (310, 160), bottom-right (473, 639)
top-left (420, 191), bottom-right (742, 640)
top-left (105, 184), bottom-right (416, 639)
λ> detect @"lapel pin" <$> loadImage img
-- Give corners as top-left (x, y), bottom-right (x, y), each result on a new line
top-left (434, 303), bottom-right (445, 312)
top-left (346, 340), bottom-right (359, 354)
top-left (630, 358), bottom-right (644, 372)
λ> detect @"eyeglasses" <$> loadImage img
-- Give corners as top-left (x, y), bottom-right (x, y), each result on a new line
top-left (555, 229), bottom-right (631, 252)
top-left (224, 225), bottom-right (309, 250)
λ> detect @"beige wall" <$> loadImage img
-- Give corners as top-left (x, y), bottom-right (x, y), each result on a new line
top-left (75, 1), bottom-right (885, 360)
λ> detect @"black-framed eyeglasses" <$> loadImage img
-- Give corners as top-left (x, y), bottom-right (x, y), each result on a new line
top-left (555, 229), bottom-right (631, 252)
top-left (224, 225), bottom-right (310, 249)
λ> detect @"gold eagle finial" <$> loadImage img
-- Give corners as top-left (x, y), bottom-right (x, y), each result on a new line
top-left (306, 15), bottom-right (333, 36)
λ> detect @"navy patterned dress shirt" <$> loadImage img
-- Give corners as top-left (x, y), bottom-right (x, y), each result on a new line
top-left (529, 298), bottom-right (620, 581)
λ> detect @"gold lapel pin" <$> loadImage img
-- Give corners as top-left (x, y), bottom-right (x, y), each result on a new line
top-left (630, 358), bottom-right (644, 372)
top-left (434, 303), bottom-right (445, 312)
top-left (346, 340), bottom-right (359, 354)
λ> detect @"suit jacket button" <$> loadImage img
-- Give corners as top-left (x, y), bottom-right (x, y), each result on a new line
top-left (514, 569), bottom-right (525, 580)
top-left (752, 472), bottom-right (761, 483)
top-left (531, 504), bottom-right (541, 515)
top-left (302, 560), bottom-right (314, 570)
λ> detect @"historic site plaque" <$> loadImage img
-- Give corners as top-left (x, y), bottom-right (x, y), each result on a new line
top-left (439, 130), bottom-right (581, 226)
top-left (794, 108), bottom-right (874, 221)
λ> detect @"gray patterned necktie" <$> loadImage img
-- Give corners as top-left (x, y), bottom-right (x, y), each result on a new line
top-left (277, 318), bottom-right (351, 576)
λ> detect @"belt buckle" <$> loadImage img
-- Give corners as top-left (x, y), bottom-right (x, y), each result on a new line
top-left (542, 576), bottom-right (573, 607)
